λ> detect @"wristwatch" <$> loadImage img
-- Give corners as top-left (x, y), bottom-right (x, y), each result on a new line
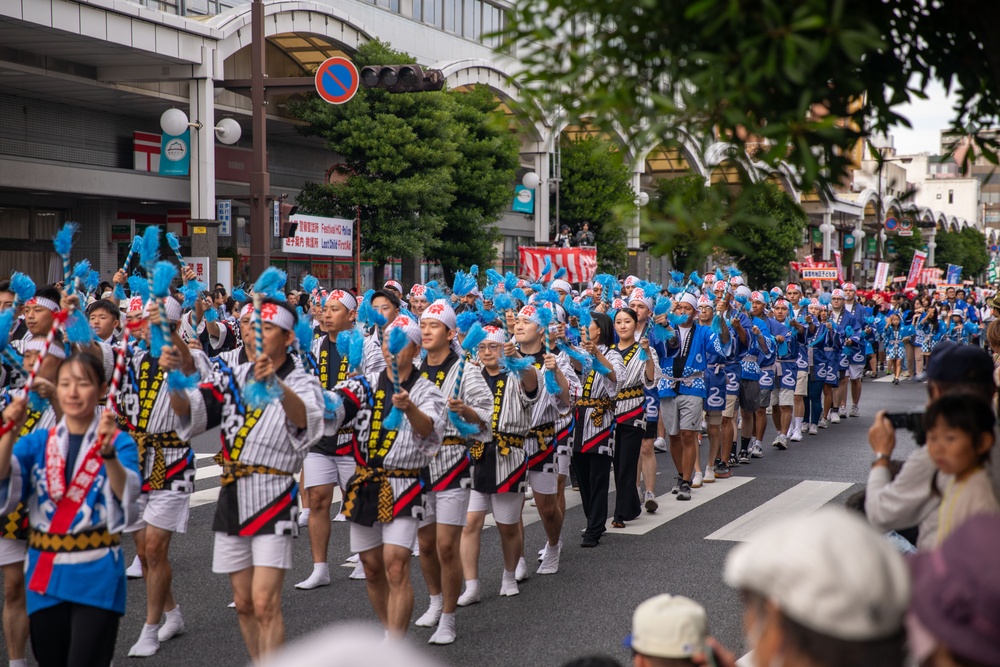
top-left (872, 452), bottom-right (890, 466)
top-left (100, 448), bottom-right (117, 460)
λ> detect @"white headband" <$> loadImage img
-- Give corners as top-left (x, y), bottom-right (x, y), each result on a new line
top-left (259, 301), bottom-right (295, 331)
top-left (421, 299), bottom-right (457, 330)
top-left (327, 289), bottom-right (358, 312)
top-left (26, 296), bottom-right (59, 313)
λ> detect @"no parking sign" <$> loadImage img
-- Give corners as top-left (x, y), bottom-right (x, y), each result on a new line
top-left (314, 57), bottom-right (359, 105)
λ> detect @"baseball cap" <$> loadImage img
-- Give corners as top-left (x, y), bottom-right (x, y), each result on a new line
top-left (624, 594), bottom-right (708, 659)
top-left (908, 515), bottom-right (1000, 667)
top-left (724, 507), bottom-right (910, 641)
top-left (924, 341), bottom-right (995, 386)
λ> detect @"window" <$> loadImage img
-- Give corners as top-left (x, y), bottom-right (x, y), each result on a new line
top-left (464, 0), bottom-right (480, 40)
top-left (444, 0), bottom-right (460, 33)
top-left (423, 0), bottom-right (441, 27)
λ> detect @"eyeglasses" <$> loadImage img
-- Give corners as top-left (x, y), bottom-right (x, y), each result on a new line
top-left (477, 343), bottom-right (502, 353)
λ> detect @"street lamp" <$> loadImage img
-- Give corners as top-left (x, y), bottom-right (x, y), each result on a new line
top-left (522, 171), bottom-right (540, 190)
top-left (635, 191), bottom-right (650, 207)
top-left (851, 228), bottom-right (865, 281)
top-left (159, 108), bottom-right (242, 144)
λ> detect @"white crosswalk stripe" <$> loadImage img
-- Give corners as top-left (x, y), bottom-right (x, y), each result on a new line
top-left (705, 480), bottom-right (853, 542)
top-left (603, 477), bottom-right (755, 535)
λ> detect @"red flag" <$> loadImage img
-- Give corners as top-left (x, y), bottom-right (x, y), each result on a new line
top-left (518, 246), bottom-right (598, 283)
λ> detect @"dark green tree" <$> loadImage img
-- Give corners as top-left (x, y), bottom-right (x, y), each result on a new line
top-left (642, 175), bottom-right (738, 274)
top-left (936, 227), bottom-right (990, 279)
top-left (292, 40), bottom-right (459, 285)
top-left (888, 231), bottom-right (927, 276)
top-left (727, 183), bottom-right (808, 287)
top-left (504, 0), bottom-right (1000, 195)
top-left (558, 136), bottom-right (635, 274)
top-left (435, 85), bottom-right (520, 283)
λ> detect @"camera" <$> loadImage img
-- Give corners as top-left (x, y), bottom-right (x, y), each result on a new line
top-left (885, 411), bottom-right (926, 446)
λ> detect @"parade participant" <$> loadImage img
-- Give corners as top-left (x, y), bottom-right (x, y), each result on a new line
top-left (571, 312), bottom-right (623, 546)
top-left (916, 304), bottom-right (943, 371)
top-left (769, 298), bottom-right (799, 449)
top-left (550, 279), bottom-right (573, 303)
top-left (814, 303), bottom-right (844, 428)
top-left (688, 298), bottom-right (723, 482)
top-left (369, 290), bottom-right (401, 340)
top-left (383, 280), bottom-right (405, 303)
top-left (0, 352), bottom-right (142, 667)
top-left (512, 304), bottom-right (579, 574)
top-left (840, 283), bottom-right (868, 416)
top-left (750, 292), bottom-right (777, 455)
top-left (882, 312), bottom-right (907, 385)
top-left (735, 287), bottom-right (773, 462)
top-left (458, 325), bottom-right (540, 603)
top-left (13, 286), bottom-right (63, 354)
top-left (798, 301), bottom-right (824, 436)
top-left (407, 284), bottom-right (430, 318)
top-left (413, 300), bottom-right (492, 645)
top-left (828, 289), bottom-right (857, 421)
top-left (323, 313), bottom-right (446, 637)
top-left (628, 289), bottom-right (661, 506)
top-left (169, 297), bottom-right (323, 661)
top-left (87, 299), bottom-right (121, 345)
top-left (118, 296), bottom-right (207, 658)
top-left (713, 282), bottom-right (748, 474)
top-left (788, 295), bottom-right (813, 441)
top-left (0, 340), bottom-right (61, 667)
top-left (620, 275), bottom-right (639, 301)
top-left (296, 290), bottom-right (375, 590)
top-left (657, 292), bottom-right (712, 500)
top-left (611, 307), bottom-right (658, 526)
top-left (785, 283), bottom-right (804, 320)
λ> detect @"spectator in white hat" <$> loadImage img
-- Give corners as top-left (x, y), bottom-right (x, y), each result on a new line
top-left (723, 507), bottom-right (909, 667)
top-left (624, 594), bottom-right (713, 667)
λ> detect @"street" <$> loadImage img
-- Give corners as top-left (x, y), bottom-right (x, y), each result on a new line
top-left (2, 377), bottom-right (927, 666)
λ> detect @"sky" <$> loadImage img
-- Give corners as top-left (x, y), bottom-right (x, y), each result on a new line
top-left (888, 80), bottom-right (959, 155)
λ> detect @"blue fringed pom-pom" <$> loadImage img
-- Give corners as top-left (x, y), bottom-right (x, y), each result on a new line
top-left (53, 222), bottom-right (78, 257)
top-left (382, 406), bottom-right (404, 430)
top-left (10, 271), bottom-right (36, 304)
top-left (128, 275), bottom-right (149, 303)
top-left (540, 256), bottom-right (552, 278)
top-left (452, 271), bottom-right (478, 298)
top-left (152, 261), bottom-right (177, 298)
top-left (140, 225), bottom-right (161, 270)
top-left (486, 268), bottom-right (504, 286)
top-left (456, 311), bottom-right (479, 335)
top-left (544, 369), bottom-right (562, 395)
top-left (449, 410), bottom-right (481, 436)
top-left (501, 354), bottom-right (534, 374)
top-left (302, 274), bottom-right (319, 295)
top-left (28, 391), bottom-right (49, 413)
top-left (166, 231), bottom-right (181, 253)
top-left (461, 322), bottom-right (487, 352)
top-left (204, 307), bottom-right (219, 323)
top-left (0, 309), bottom-right (15, 349)
top-left (149, 320), bottom-right (165, 358)
top-left (668, 313), bottom-right (688, 327)
top-left (387, 325), bottom-right (409, 355)
top-left (323, 390), bottom-right (343, 420)
top-left (244, 378), bottom-right (284, 411)
top-left (639, 348), bottom-right (649, 361)
top-left (553, 267), bottom-right (567, 281)
top-left (510, 288), bottom-right (527, 304)
top-left (253, 266), bottom-right (287, 299)
top-left (65, 311), bottom-right (96, 345)
top-left (166, 369), bottom-right (199, 394)
top-left (232, 287), bottom-right (248, 303)
top-left (593, 359), bottom-right (612, 375)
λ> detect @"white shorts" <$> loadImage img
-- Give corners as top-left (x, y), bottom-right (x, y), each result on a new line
top-left (795, 370), bottom-right (809, 396)
top-left (848, 363), bottom-right (865, 381)
top-left (302, 452), bottom-right (356, 490)
top-left (662, 395), bottom-right (704, 436)
top-left (770, 387), bottom-right (795, 407)
top-left (212, 533), bottom-right (293, 573)
top-left (0, 537), bottom-right (26, 567)
top-left (124, 490), bottom-right (190, 534)
top-left (527, 470), bottom-right (558, 496)
top-left (467, 491), bottom-right (524, 525)
top-left (350, 517), bottom-right (419, 554)
top-left (419, 488), bottom-right (471, 528)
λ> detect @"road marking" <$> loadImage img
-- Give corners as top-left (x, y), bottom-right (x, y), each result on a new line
top-left (196, 464), bottom-right (221, 481)
top-left (190, 487), bottom-right (219, 508)
top-left (705, 480), bottom-right (853, 542)
top-left (604, 477), bottom-right (755, 535)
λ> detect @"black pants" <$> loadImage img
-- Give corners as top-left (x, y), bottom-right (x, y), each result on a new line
top-left (612, 424), bottom-right (643, 522)
top-left (30, 602), bottom-right (120, 667)
top-left (574, 452), bottom-right (612, 542)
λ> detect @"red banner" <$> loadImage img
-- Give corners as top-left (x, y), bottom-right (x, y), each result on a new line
top-left (905, 250), bottom-right (927, 290)
top-left (518, 246), bottom-right (597, 283)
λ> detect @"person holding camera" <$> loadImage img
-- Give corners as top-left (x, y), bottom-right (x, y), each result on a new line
top-left (866, 342), bottom-right (999, 550)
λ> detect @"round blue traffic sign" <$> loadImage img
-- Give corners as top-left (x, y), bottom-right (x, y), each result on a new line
top-left (884, 217), bottom-right (898, 231)
top-left (315, 57), bottom-right (359, 105)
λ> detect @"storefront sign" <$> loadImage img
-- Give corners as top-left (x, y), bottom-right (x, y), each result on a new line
top-left (281, 214), bottom-right (354, 258)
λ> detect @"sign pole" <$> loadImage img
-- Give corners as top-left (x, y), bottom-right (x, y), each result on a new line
top-left (355, 203), bottom-right (362, 294)
top-left (248, 0), bottom-right (270, 280)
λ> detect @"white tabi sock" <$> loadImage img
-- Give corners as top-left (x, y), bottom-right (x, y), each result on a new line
top-left (295, 562), bottom-right (331, 590)
top-left (457, 580), bottom-right (480, 606)
top-left (428, 612), bottom-right (457, 645)
top-left (415, 593), bottom-right (443, 627)
top-left (515, 556), bottom-right (529, 582)
top-left (158, 605), bottom-right (186, 642)
top-left (128, 623), bottom-right (161, 657)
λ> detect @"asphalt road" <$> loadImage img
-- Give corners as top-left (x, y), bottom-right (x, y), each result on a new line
top-left (0, 376), bottom-right (928, 666)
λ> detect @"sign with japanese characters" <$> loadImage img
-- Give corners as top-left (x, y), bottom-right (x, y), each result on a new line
top-left (281, 214), bottom-right (354, 258)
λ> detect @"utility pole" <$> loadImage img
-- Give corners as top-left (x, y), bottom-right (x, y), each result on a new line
top-left (249, 0), bottom-right (269, 279)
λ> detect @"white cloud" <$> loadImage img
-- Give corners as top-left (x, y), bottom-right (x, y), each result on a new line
top-left (889, 80), bottom-right (959, 155)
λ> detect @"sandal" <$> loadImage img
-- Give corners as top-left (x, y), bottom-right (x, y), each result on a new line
top-left (611, 521), bottom-right (625, 529)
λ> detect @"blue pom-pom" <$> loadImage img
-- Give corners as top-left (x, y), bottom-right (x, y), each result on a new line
top-left (65, 311), bottom-right (96, 345)
top-left (128, 275), bottom-right (149, 303)
top-left (302, 274), bottom-right (319, 295)
top-left (456, 311), bottom-right (479, 334)
top-left (553, 267), bottom-right (567, 281)
top-left (165, 231), bottom-right (181, 255)
top-left (688, 271), bottom-right (704, 287)
top-left (593, 359), bottom-right (612, 375)
top-left (53, 222), bottom-right (78, 257)
top-left (462, 322), bottom-right (487, 352)
top-left (28, 391), bottom-right (49, 413)
top-left (540, 256), bottom-right (552, 278)
top-left (323, 390), bottom-right (343, 420)
top-left (669, 270), bottom-right (685, 284)
top-left (166, 369), bottom-right (199, 394)
top-left (486, 269), bottom-right (504, 286)
top-left (511, 288), bottom-right (527, 304)
top-left (232, 287), bottom-right (248, 303)
top-left (452, 271), bottom-right (477, 297)
top-left (0, 310), bottom-right (15, 353)
top-left (503, 272), bottom-right (518, 292)
top-left (72, 259), bottom-right (90, 285)
top-left (180, 280), bottom-right (205, 309)
top-left (383, 405), bottom-right (404, 430)
top-left (535, 306), bottom-right (553, 330)
top-left (244, 378), bottom-right (284, 411)
top-left (469, 264), bottom-right (479, 276)
top-left (204, 308), bottom-right (219, 323)
top-left (149, 319), bottom-right (165, 358)
top-left (358, 290), bottom-right (387, 329)
top-left (715, 267), bottom-right (725, 282)
top-left (535, 289), bottom-right (562, 306)
top-left (501, 354), bottom-right (534, 374)
top-left (819, 292), bottom-right (832, 306)
top-left (668, 313), bottom-right (688, 327)
top-left (151, 261), bottom-right (177, 298)
top-left (140, 225), bottom-right (161, 271)
top-left (449, 410), bottom-right (481, 436)
top-left (85, 269), bottom-right (100, 295)
top-left (253, 267), bottom-right (287, 299)
top-left (294, 307), bottom-right (314, 350)
top-left (544, 369), bottom-right (562, 395)
top-left (727, 267), bottom-right (742, 278)
top-left (557, 340), bottom-right (592, 375)
top-left (654, 296), bottom-right (672, 316)
top-left (388, 325), bottom-right (409, 355)
top-left (10, 272), bottom-right (35, 304)
top-left (336, 329), bottom-right (365, 371)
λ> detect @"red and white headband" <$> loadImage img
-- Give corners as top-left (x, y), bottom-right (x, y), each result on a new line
top-left (25, 296), bottom-right (59, 313)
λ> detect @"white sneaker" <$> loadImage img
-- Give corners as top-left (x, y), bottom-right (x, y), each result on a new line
top-left (808, 423), bottom-right (819, 435)
top-left (158, 607), bottom-right (185, 642)
top-left (849, 405), bottom-right (860, 417)
top-left (297, 508), bottom-right (310, 527)
top-left (703, 467), bottom-right (716, 483)
top-left (515, 557), bottom-right (529, 582)
top-left (348, 561), bottom-right (366, 580)
top-left (332, 512), bottom-right (347, 522)
top-left (789, 429), bottom-right (803, 442)
top-left (691, 471), bottom-right (703, 488)
top-left (830, 412), bottom-right (841, 424)
top-left (838, 407), bottom-right (848, 418)
top-left (126, 555), bottom-right (143, 579)
top-left (818, 418), bottom-right (830, 429)
top-left (750, 443), bottom-right (764, 458)
top-left (644, 491), bottom-right (658, 513)
top-left (537, 541), bottom-right (561, 575)
top-left (653, 437), bottom-right (668, 453)
top-left (771, 434), bottom-right (787, 450)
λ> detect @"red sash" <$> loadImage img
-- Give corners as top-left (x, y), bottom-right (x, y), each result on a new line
top-left (28, 429), bottom-right (111, 595)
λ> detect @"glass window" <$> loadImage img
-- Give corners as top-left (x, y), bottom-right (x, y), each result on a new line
top-left (463, 0), bottom-right (479, 39)
top-left (424, 0), bottom-right (440, 27)
top-left (482, 3), bottom-right (495, 43)
top-left (444, 0), bottom-right (460, 33)
top-left (0, 206), bottom-right (29, 240)
top-left (413, 0), bottom-right (421, 19)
